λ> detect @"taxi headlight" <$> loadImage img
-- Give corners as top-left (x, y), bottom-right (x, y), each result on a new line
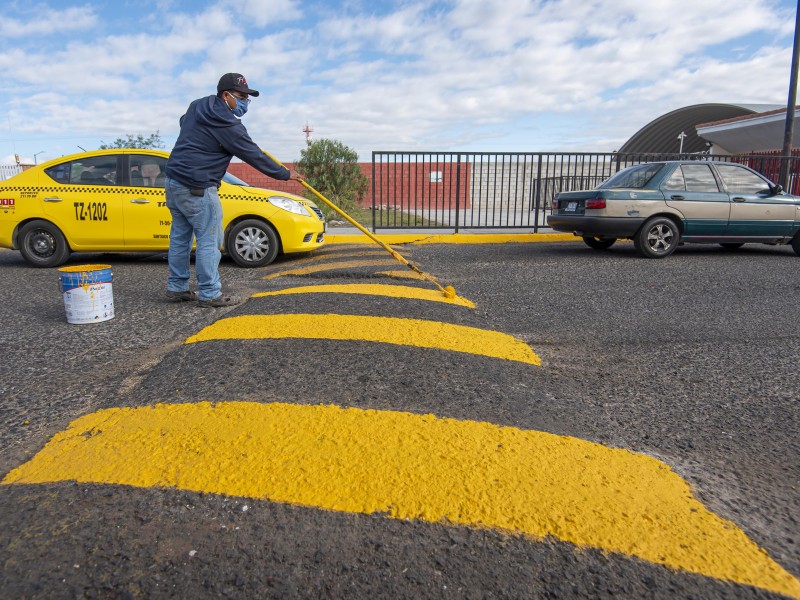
top-left (268, 196), bottom-right (311, 216)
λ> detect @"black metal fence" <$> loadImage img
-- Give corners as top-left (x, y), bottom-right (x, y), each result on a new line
top-left (370, 151), bottom-right (800, 232)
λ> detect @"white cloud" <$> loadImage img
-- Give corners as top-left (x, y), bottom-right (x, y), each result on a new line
top-left (0, 5), bottom-right (97, 38)
top-left (0, 0), bottom-right (796, 162)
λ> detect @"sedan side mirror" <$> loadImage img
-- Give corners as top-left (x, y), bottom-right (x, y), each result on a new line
top-left (771, 183), bottom-right (783, 195)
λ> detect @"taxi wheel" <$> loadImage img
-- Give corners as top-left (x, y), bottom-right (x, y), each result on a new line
top-left (634, 217), bottom-right (680, 259)
top-left (582, 236), bottom-right (616, 250)
top-left (227, 219), bottom-right (280, 267)
top-left (18, 220), bottom-right (71, 267)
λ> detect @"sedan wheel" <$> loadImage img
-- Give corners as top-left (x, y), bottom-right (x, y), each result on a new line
top-left (582, 236), bottom-right (616, 250)
top-left (634, 217), bottom-right (680, 259)
top-left (227, 219), bottom-right (280, 267)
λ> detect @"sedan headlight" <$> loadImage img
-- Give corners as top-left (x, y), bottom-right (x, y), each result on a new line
top-left (268, 196), bottom-right (311, 216)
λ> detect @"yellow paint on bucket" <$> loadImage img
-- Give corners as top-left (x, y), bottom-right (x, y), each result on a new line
top-left (262, 258), bottom-right (398, 279)
top-left (185, 314), bottom-right (540, 365)
top-left (252, 283), bottom-right (475, 308)
top-left (58, 264), bottom-right (114, 324)
top-left (3, 401), bottom-right (798, 597)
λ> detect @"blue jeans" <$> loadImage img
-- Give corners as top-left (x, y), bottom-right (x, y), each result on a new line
top-left (165, 177), bottom-right (223, 301)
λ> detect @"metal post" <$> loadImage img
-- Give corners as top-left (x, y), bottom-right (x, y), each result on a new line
top-left (454, 154), bottom-right (462, 234)
top-left (780, 0), bottom-right (800, 189)
top-left (371, 152), bottom-right (377, 232)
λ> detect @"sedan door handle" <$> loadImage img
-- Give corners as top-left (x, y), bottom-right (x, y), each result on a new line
top-left (732, 197), bottom-right (746, 202)
top-left (43, 197), bottom-right (63, 203)
top-left (670, 195), bottom-right (685, 200)
top-left (129, 198), bottom-right (150, 204)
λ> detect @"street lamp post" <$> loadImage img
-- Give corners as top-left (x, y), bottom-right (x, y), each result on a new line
top-left (33, 151), bottom-right (44, 165)
top-left (779, 0), bottom-right (800, 190)
top-left (678, 131), bottom-right (687, 155)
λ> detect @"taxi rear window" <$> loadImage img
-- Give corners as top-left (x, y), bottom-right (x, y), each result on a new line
top-left (44, 163), bottom-right (70, 184)
top-left (44, 157), bottom-right (118, 185)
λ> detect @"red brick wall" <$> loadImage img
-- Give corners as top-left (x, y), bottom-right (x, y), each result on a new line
top-left (227, 161), bottom-right (471, 209)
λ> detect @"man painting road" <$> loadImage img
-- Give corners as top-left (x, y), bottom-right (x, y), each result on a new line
top-left (164, 72), bottom-right (302, 307)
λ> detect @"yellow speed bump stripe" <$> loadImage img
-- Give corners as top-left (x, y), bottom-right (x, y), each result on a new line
top-left (286, 249), bottom-right (390, 265)
top-left (3, 402), bottom-right (797, 597)
top-left (377, 269), bottom-right (428, 281)
top-left (186, 314), bottom-right (540, 365)
top-left (252, 284), bottom-right (475, 308)
top-left (262, 259), bottom-right (398, 279)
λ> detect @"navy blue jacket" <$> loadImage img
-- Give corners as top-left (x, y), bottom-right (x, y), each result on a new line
top-left (165, 95), bottom-right (290, 189)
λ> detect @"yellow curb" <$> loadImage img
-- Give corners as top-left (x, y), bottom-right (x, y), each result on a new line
top-left (326, 232), bottom-right (578, 245)
top-left (4, 402), bottom-right (798, 597)
top-left (252, 283), bottom-right (475, 308)
top-left (186, 314), bottom-right (540, 365)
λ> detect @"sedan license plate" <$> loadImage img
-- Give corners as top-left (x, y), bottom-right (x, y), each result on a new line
top-left (564, 201), bottom-right (578, 212)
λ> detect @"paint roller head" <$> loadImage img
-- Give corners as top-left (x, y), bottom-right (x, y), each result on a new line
top-left (443, 286), bottom-right (456, 299)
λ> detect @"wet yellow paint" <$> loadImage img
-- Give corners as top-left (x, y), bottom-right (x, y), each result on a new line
top-left (252, 283), bottom-right (475, 308)
top-left (58, 264), bottom-right (112, 273)
top-left (285, 250), bottom-right (389, 265)
top-left (3, 402), bottom-right (797, 597)
top-left (377, 270), bottom-right (428, 281)
top-left (326, 233), bottom-right (578, 245)
top-left (262, 259), bottom-right (398, 279)
top-left (185, 314), bottom-right (539, 365)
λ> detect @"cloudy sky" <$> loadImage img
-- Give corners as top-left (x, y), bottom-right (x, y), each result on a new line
top-left (1, 0), bottom-right (797, 165)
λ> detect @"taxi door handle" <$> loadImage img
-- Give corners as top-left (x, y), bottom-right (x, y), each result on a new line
top-left (130, 198), bottom-right (150, 204)
top-left (43, 197), bottom-right (63, 203)
top-left (732, 197), bottom-right (746, 202)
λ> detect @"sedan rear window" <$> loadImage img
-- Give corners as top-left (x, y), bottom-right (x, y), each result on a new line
top-left (598, 163), bottom-right (665, 189)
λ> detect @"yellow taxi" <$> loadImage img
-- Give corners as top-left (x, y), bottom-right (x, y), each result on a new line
top-left (0, 149), bottom-right (326, 267)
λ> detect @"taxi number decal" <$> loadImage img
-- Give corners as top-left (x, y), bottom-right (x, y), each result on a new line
top-left (0, 198), bottom-right (14, 207)
top-left (74, 202), bottom-right (108, 222)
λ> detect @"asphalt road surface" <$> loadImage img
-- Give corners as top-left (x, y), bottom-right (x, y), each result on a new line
top-left (0, 238), bottom-right (798, 599)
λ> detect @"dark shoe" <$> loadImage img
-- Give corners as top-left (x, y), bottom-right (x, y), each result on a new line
top-left (166, 290), bottom-right (198, 302)
top-left (198, 293), bottom-right (241, 308)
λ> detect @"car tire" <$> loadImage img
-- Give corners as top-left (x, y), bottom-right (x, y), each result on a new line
top-left (720, 243), bottom-right (745, 250)
top-left (582, 236), bottom-right (616, 250)
top-left (227, 219), bottom-right (280, 267)
top-left (18, 220), bottom-right (71, 267)
top-left (792, 233), bottom-right (800, 257)
top-left (634, 216), bottom-right (680, 259)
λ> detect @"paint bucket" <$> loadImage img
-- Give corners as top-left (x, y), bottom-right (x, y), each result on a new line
top-left (58, 264), bottom-right (115, 324)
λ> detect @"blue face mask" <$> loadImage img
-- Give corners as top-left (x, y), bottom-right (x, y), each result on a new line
top-left (226, 93), bottom-right (249, 118)
top-left (232, 97), bottom-right (248, 118)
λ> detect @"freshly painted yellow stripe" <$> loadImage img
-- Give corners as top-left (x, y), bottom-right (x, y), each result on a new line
top-left (3, 402), bottom-right (797, 597)
top-left (326, 232), bottom-right (577, 245)
top-left (377, 270), bottom-right (429, 281)
top-left (252, 284), bottom-right (475, 308)
top-left (262, 259), bottom-right (398, 279)
top-left (286, 249), bottom-right (390, 265)
top-left (186, 314), bottom-right (540, 365)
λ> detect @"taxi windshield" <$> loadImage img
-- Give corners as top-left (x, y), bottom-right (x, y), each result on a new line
top-left (222, 172), bottom-right (251, 187)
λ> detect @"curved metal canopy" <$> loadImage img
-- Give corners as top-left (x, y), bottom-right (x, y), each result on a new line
top-left (619, 104), bottom-right (762, 154)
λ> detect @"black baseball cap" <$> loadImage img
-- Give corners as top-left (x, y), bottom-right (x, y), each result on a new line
top-left (217, 73), bottom-right (260, 97)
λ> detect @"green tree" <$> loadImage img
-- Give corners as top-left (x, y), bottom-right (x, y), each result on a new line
top-left (99, 131), bottom-right (164, 149)
top-left (296, 138), bottom-right (368, 219)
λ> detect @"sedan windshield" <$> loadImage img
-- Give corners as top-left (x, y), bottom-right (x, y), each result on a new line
top-left (598, 163), bottom-right (665, 189)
